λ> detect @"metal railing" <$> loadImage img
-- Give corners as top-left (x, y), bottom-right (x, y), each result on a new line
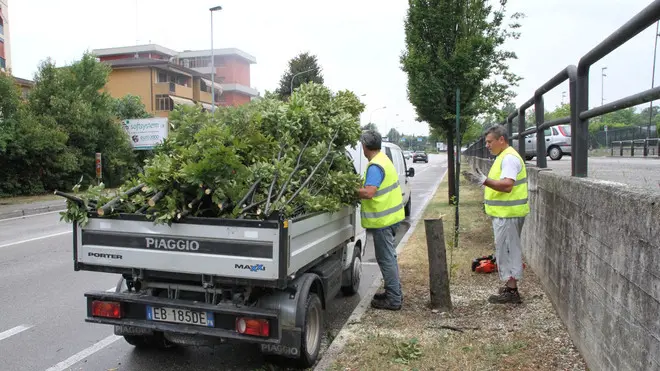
top-left (465, 0), bottom-right (660, 176)
top-left (611, 138), bottom-right (660, 157)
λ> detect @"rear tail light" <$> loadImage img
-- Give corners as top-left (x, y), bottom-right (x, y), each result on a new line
top-left (91, 300), bottom-right (122, 319)
top-left (236, 317), bottom-right (270, 337)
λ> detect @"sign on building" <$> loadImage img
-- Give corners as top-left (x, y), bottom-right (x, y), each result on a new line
top-left (122, 118), bottom-right (169, 150)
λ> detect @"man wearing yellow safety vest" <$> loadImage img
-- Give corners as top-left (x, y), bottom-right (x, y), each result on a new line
top-left (357, 131), bottom-right (405, 311)
top-left (463, 125), bottom-right (529, 304)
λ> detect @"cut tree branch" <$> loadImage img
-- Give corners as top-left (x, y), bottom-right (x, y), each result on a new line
top-left (264, 143), bottom-right (285, 215)
top-left (284, 130), bottom-right (339, 208)
top-left (274, 136), bottom-right (312, 205)
top-left (97, 183), bottom-right (146, 216)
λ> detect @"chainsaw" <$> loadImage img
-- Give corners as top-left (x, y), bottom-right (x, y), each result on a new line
top-left (471, 255), bottom-right (498, 273)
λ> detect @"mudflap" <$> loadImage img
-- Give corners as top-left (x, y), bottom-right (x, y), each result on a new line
top-left (259, 328), bottom-right (303, 359)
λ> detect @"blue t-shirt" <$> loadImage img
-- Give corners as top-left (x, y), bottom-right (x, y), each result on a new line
top-left (364, 164), bottom-right (384, 188)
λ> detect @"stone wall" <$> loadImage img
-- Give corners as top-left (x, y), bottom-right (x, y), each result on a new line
top-left (466, 156), bottom-right (660, 371)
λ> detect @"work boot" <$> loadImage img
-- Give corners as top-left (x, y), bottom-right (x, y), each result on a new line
top-left (488, 287), bottom-right (522, 304)
top-left (370, 298), bottom-right (401, 311)
top-left (373, 291), bottom-right (387, 300)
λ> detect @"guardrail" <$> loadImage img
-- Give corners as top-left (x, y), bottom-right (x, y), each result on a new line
top-left (611, 138), bottom-right (660, 157)
top-left (464, 0), bottom-right (660, 176)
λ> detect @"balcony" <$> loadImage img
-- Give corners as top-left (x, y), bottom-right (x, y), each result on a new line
top-left (154, 82), bottom-right (193, 99)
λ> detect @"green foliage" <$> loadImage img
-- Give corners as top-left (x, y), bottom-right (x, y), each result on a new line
top-left (0, 53), bottom-right (143, 196)
top-left (393, 338), bottom-right (423, 365)
top-left (401, 0), bottom-right (524, 203)
top-left (63, 82), bottom-right (366, 226)
top-left (113, 94), bottom-right (152, 120)
top-left (276, 52), bottom-right (324, 99)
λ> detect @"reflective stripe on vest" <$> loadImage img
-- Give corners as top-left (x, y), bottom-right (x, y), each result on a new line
top-left (360, 151), bottom-right (405, 229)
top-left (483, 146), bottom-right (530, 218)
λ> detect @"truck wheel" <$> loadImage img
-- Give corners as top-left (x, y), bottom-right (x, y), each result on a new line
top-left (123, 333), bottom-right (175, 350)
top-left (295, 293), bottom-right (323, 369)
top-left (404, 197), bottom-right (411, 217)
top-left (341, 247), bottom-right (362, 296)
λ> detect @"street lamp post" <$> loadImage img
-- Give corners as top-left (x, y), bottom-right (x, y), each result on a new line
top-left (369, 106), bottom-right (386, 123)
top-left (290, 68), bottom-right (317, 96)
top-left (210, 5), bottom-right (222, 114)
top-left (601, 66), bottom-right (607, 107)
top-left (649, 21), bottom-right (660, 138)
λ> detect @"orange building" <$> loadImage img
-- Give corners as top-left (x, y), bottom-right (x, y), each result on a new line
top-left (92, 44), bottom-right (258, 117)
top-left (0, 0), bottom-right (11, 73)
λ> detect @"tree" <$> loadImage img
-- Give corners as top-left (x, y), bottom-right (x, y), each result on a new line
top-left (27, 53), bottom-right (137, 189)
top-left (275, 52), bottom-right (324, 99)
top-left (387, 128), bottom-right (402, 143)
top-left (361, 122), bottom-right (380, 134)
top-left (401, 0), bottom-right (523, 204)
top-left (113, 94), bottom-right (152, 120)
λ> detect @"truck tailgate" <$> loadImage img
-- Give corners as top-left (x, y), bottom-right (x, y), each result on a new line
top-left (76, 217), bottom-right (280, 280)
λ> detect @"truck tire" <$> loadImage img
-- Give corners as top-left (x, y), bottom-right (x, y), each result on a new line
top-left (404, 197), bottom-right (411, 217)
top-left (341, 247), bottom-right (362, 296)
top-left (295, 293), bottom-right (323, 369)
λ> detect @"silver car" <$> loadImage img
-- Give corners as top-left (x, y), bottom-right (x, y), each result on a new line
top-left (512, 125), bottom-right (572, 161)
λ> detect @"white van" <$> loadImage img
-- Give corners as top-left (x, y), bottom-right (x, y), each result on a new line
top-left (346, 142), bottom-right (415, 218)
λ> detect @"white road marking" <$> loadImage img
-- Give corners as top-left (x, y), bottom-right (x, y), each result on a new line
top-left (0, 210), bottom-right (63, 223)
top-left (0, 325), bottom-right (33, 342)
top-left (45, 335), bottom-right (121, 371)
top-left (0, 231), bottom-right (71, 249)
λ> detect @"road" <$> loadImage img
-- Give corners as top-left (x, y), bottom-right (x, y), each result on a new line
top-left (533, 156), bottom-right (660, 192)
top-left (0, 154), bottom-right (447, 371)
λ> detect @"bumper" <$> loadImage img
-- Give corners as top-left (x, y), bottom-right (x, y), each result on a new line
top-left (84, 290), bottom-right (301, 355)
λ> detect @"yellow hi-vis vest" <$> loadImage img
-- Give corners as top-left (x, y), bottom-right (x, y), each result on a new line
top-left (484, 146), bottom-right (530, 218)
top-left (360, 151), bottom-right (405, 229)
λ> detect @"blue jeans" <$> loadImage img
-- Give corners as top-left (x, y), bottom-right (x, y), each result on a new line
top-left (370, 222), bottom-right (402, 305)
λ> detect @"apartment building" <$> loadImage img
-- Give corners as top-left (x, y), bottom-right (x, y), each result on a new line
top-left (0, 0), bottom-right (11, 73)
top-left (92, 44), bottom-right (257, 117)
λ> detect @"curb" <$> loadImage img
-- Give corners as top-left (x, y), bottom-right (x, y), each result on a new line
top-left (314, 166), bottom-right (449, 371)
top-left (0, 203), bottom-right (67, 221)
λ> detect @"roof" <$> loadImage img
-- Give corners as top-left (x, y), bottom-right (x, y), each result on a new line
top-left (103, 58), bottom-right (201, 77)
top-left (177, 48), bottom-right (257, 64)
top-left (92, 44), bottom-right (179, 58)
top-left (221, 83), bottom-right (259, 97)
top-left (13, 77), bottom-right (35, 86)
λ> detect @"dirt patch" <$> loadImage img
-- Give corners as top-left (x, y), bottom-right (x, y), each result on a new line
top-left (328, 178), bottom-right (587, 371)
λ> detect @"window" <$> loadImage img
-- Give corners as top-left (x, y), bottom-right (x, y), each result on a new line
top-left (155, 94), bottom-right (172, 111)
top-left (385, 147), bottom-right (393, 162)
top-left (544, 128), bottom-right (551, 136)
top-left (552, 127), bottom-right (559, 136)
top-left (157, 72), bottom-right (167, 83)
top-left (0, 17), bottom-right (4, 35)
top-left (0, 57), bottom-right (5, 70)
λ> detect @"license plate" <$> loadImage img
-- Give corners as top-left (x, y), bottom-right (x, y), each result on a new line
top-left (146, 306), bottom-right (215, 327)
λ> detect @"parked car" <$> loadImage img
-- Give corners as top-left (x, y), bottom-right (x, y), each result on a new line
top-left (412, 151), bottom-right (428, 163)
top-left (403, 150), bottom-right (413, 160)
top-left (512, 125), bottom-right (572, 161)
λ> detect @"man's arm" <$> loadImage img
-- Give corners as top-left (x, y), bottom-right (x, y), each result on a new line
top-left (358, 165), bottom-right (384, 199)
top-left (484, 177), bottom-right (514, 193)
top-left (484, 154), bottom-right (521, 193)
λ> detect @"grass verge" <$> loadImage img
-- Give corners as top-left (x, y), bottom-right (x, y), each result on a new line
top-left (328, 177), bottom-right (587, 371)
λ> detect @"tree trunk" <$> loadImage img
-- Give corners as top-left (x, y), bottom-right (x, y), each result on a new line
top-left (425, 217), bottom-right (453, 312)
top-left (446, 131), bottom-right (456, 205)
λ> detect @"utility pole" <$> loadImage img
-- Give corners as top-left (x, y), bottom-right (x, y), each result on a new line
top-left (210, 5), bottom-right (222, 114)
top-left (601, 67), bottom-right (607, 107)
top-left (649, 21), bottom-right (659, 138)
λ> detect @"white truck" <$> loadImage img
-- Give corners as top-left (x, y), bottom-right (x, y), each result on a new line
top-left (71, 145), bottom-right (376, 368)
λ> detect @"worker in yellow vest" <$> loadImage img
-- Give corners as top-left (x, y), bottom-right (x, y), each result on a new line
top-left (357, 131), bottom-right (406, 311)
top-left (463, 125), bottom-right (529, 304)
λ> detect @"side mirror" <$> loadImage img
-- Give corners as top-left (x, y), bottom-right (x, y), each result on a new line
top-left (407, 168), bottom-right (415, 177)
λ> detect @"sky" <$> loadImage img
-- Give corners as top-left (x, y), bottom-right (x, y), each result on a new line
top-left (7, 0), bottom-right (660, 136)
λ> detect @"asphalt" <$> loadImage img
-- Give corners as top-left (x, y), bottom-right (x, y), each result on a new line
top-left (533, 156), bottom-right (660, 193)
top-left (0, 155), bottom-right (448, 371)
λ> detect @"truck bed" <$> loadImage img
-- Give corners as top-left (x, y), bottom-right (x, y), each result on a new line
top-left (73, 207), bottom-right (356, 288)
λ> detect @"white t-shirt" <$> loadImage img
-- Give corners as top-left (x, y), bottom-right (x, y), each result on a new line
top-left (500, 154), bottom-right (522, 181)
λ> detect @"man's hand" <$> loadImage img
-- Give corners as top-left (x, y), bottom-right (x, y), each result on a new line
top-left (462, 168), bottom-right (487, 186)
